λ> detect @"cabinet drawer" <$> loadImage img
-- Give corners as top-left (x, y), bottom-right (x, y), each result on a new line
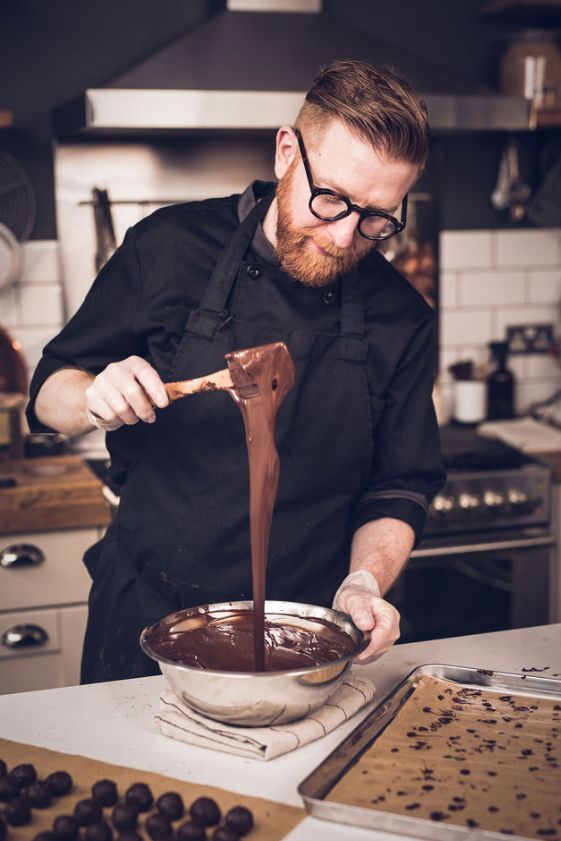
top-left (0, 528), bottom-right (100, 611)
top-left (0, 607), bottom-right (60, 660)
top-left (0, 605), bottom-right (87, 693)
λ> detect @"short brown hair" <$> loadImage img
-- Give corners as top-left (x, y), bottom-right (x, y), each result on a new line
top-left (297, 59), bottom-right (429, 169)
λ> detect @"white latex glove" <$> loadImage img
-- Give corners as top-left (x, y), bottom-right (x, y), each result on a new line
top-left (85, 356), bottom-right (169, 432)
top-left (333, 570), bottom-right (400, 664)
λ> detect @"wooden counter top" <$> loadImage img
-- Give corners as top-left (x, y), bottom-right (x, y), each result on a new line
top-left (0, 455), bottom-right (111, 534)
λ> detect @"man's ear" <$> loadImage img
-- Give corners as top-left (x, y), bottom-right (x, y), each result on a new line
top-left (274, 126), bottom-right (298, 180)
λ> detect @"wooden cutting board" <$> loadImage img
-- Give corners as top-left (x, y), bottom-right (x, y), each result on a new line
top-left (0, 737), bottom-right (305, 841)
top-left (0, 456), bottom-right (111, 534)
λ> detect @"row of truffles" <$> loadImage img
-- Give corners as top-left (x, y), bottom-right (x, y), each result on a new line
top-left (0, 760), bottom-right (254, 841)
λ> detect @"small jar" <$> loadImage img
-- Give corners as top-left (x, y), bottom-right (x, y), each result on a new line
top-left (500, 29), bottom-right (561, 108)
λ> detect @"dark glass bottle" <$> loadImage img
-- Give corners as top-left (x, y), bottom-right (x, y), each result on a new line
top-left (486, 341), bottom-right (515, 420)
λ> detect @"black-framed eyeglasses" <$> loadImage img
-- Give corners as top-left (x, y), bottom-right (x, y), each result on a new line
top-left (294, 128), bottom-right (408, 242)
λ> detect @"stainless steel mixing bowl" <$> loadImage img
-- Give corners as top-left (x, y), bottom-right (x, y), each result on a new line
top-left (140, 600), bottom-right (368, 727)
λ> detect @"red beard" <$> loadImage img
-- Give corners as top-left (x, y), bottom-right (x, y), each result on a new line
top-left (275, 166), bottom-right (374, 288)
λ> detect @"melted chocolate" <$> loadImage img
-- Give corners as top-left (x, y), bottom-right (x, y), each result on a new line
top-left (145, 610), bottom-right (355, 672)
top-left (225, 343), bottom-right (295, 670)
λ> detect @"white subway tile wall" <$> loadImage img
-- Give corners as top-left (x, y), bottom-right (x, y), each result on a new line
top-left (440, 228), bottom-right (561, 415)
top-left (0, 241), bottom-right (64, 377)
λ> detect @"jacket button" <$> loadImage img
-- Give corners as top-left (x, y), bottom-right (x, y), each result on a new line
top-left (246, 264), bottom-right (262, 279)
top-left (322, 289), bottom-right (336, 304)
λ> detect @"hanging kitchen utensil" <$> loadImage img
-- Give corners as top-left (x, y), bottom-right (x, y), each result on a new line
top-left (0, 221), bottom-right (22, 290)
top-left (506, 140), bottom-right (531, 221)
top-left (491, 143), bottom-right (511, 211)
top-left (92, 187), bottom-right (117, 271)
top-left (491, 140), bottom-right (530, 221)
top-left (0, 152), bottom-right (36, 241)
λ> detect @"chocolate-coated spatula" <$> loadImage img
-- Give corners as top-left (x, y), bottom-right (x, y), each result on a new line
top-left (165, 341), bottom-right (292, 403)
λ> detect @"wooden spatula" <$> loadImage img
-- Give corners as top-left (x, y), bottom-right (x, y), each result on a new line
top-left (164, 342), bottom-right (291, 403)
top-left (165, 366), bottom-right (236, 402)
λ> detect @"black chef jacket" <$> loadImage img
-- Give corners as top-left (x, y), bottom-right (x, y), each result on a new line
top-left (27, 181), bottom-right (445, 544)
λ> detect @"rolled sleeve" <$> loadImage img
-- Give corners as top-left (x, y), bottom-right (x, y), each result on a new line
top-left (26, 228), bottom-right (143, 432)
top-left (352, 312), bottom-right (446, 544)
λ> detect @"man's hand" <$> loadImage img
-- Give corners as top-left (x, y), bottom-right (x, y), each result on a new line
top-left (333, 569), bottom-right (400, 664)
top-left (85, 356), bottom-right (169, 431)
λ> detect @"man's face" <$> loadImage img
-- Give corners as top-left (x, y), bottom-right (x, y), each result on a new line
top-left (269, 120), bottom-right (419, 288)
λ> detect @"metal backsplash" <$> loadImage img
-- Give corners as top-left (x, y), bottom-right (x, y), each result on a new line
top-left (54, 138), bottom-right (275, 319)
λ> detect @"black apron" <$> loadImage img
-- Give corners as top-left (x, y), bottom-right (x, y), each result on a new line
top-left (81, 189), bottom-right (379, 683)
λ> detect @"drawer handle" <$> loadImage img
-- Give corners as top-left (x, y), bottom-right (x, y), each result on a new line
top-left (0, 544), bottom-right (45, 568)
top-left (1, 624), bottom-right (49, 649)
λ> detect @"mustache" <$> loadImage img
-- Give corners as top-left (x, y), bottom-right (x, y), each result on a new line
top-left (298, 228), bottom-right (356, 259)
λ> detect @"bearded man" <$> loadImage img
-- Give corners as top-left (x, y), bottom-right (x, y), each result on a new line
top-left (28, 59), bottom-right (445, 683)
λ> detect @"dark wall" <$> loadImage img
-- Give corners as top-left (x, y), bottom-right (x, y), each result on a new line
top-left (0, 0), bottom-right (216, 238)
top-left (1, 0), bottom-right (559, 238)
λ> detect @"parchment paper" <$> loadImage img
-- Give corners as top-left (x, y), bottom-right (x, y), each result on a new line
top-left (0, 737), bottom-right (305, 840)
top-left (328, 675), bottom-right (561, 840)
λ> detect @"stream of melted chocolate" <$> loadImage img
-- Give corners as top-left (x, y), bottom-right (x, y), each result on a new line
top-left (225, 342), bottom-right (295, 670)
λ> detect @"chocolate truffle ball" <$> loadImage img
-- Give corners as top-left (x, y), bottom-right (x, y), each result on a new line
top-left (85, 820), bottom-right (114, 841)
top-left (211, 829), bottom-right (239, 841)
top-left (5, 797), bottom-right (32, 826)
top-left (53, 814), bottom-right (80, 841)
top-left (8, 763), bottom-right (37, 789)
top-left (176, 821), bottom-right (206, 841)
top-left (0, 776), bottom-right (20, 801)
top-left (33, 833), bottom-right (56, 841)
top-left (145, 812), bottom-right (173, 841)
top-left (0, 759), bottom-right (6, 778)
top-left (111, 803), bottom-right (139, 832)
top-left (45, 770), bottom-right (73, 797)
top-left (125, 782), bottom-right (153, 812)
top-left (27, 780), bottom-right (53, 808)
top-left (92, 779), bottom-right (118, 807)
top-left (189, 797), bottom-right (221, 827)
top-left (0, 816), bottom-right (6, 841)
top-left (74, 798), bottom-right (103, 826)
top-left (156, 791), bottom-right (184, 821)
top-left (224, 806), bottom-right (253, 836)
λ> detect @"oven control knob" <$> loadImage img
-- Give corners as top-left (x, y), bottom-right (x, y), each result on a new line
top-left (508, 488), bottom-right (528, 506)
top-left (432, 494), bottom-right (455, 514)
top-left (483, 490), bottom-right (505, 508)
top-left (458, 492), bottom-right (481, 510)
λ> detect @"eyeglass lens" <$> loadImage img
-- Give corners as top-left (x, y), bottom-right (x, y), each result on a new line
top-left (309, 194), bottom-right (399, 240)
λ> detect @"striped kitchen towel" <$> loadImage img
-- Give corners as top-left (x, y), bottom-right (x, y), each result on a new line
top-left (155, 671), bottom-right (375, 760)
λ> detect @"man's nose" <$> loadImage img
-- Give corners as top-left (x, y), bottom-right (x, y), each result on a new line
top-left (328, 212), bottom-right (360, 249)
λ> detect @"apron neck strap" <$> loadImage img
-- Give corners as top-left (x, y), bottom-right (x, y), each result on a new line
top-left (340, 274), bottom-right (365, 337)
top-left (199, 187), bottom-right (275, 314)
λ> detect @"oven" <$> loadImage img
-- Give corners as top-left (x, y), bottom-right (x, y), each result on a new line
top-left (387, 427), bottom-right (555, 643)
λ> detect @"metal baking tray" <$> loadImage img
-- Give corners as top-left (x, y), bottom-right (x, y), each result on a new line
top-left (298, 663), bottom-right (561, 841)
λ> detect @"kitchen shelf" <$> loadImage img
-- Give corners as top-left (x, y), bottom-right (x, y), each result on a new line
top-left (481, 0), bottom-right (561, 23)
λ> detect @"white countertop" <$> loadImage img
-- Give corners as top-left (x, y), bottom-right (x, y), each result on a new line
top-left (1, 624), bottom-right (560, 841)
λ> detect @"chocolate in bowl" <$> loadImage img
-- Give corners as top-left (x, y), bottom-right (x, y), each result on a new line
top-left (140, 600), bottom-right (368, 726)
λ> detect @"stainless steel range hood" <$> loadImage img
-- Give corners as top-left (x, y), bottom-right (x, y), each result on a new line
top-left (55, 1), bottom-right (531, 134)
